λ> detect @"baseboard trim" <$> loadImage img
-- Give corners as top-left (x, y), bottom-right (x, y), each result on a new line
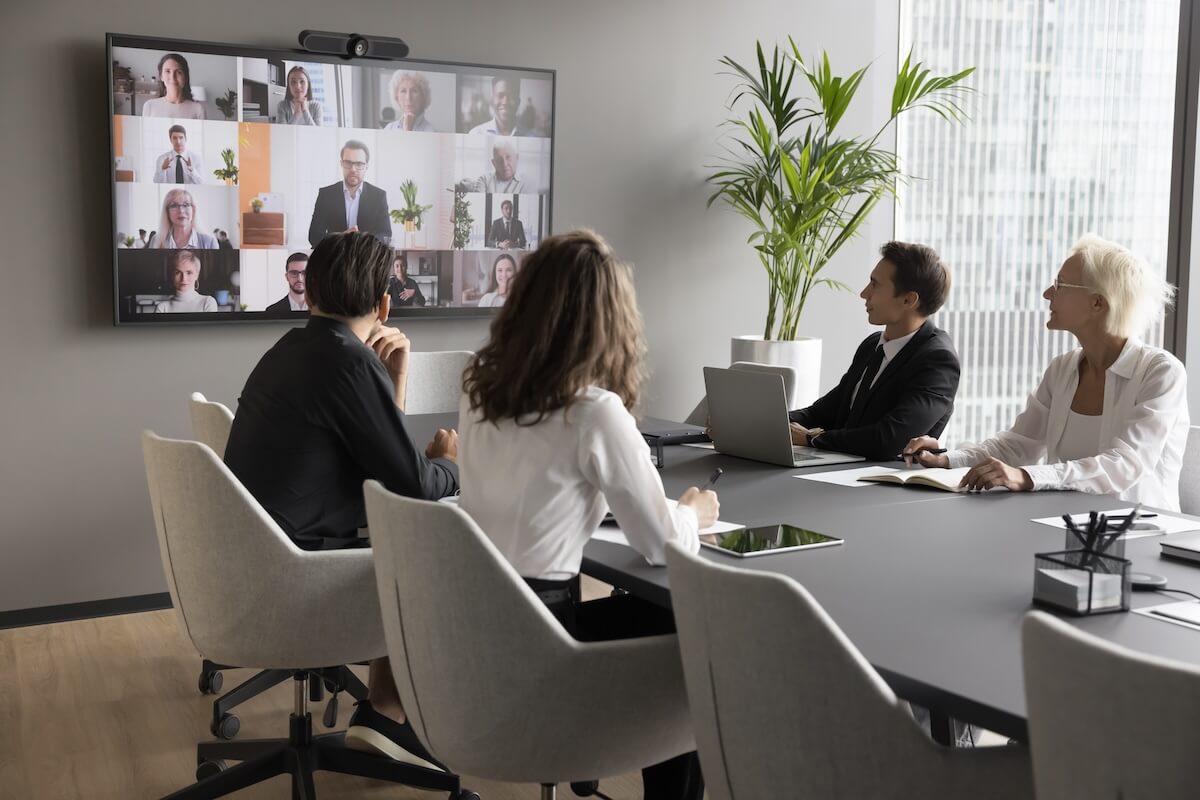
top-left (0, 592), bottom-right (173, 630)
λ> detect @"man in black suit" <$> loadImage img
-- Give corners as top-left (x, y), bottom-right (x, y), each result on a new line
top-left (486, 200), bottom-right (526, 249)
top-left (264, 252), bottom-right (309, 313)
top-left (307, 140), bottom-right (393, 247)
top-left (789, 241), bottom-right (961, 460)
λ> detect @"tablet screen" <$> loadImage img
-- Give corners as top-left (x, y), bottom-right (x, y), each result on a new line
top-left (701, 524), bottom-right (843, 557)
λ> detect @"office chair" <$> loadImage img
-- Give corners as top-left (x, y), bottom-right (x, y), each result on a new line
top-left (189, 392), bottom-right (355, 741)
top-left (143, 432), bottom-right (471, 799)
top-left (665, 543), bottom-right (1033, 799)
top-left (1023, 610), bottom-right (1200, 799)
top-left (1178, 425), bottom-right (1200, 514)
top-left (403, 350), bottom-right (474, 414)
top-left (364, 481), bottom-right (695, 800)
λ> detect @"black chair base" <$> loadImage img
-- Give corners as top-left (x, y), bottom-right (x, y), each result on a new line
top-left (162, 713), bottom-right (474, 800)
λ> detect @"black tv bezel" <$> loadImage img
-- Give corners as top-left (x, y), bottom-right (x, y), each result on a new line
top-left (107, 32), bottom-right (556, 326)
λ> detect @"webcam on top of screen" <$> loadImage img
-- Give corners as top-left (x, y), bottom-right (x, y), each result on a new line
top-left (298, 30), bottom-right (410, 60)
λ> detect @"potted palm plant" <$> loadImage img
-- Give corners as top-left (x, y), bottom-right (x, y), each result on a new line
top-left (391, 180), bottom-right (433, 248)
top-left (708, 40), bottom-right (973, 406)
top-left (212, 148), bottom-right (238, 186)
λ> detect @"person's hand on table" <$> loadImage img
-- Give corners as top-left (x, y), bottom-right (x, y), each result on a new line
top-left (427, 428), bottom-right (458, 461)
top-left (678, 486), bottom-right (719, 529)
top-left (959, 456), bottom-right (1033, 492)
top-left (790, 423), bottom-right (823, 446)
top-left (901, 436), bottom-right (950, 467)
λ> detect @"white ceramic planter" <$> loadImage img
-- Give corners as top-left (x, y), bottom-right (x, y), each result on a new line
top-left (730, 335), bottom-right (822, 409)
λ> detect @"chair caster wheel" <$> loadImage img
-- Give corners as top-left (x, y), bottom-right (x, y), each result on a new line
top-left (453, 791), bottom-right (480, 800)
top-left (196, 759), bottom-right (227, 781)
top-left (198, 669), bottom-right (224, 695)
top-left (211, 713), bottom-right (241, 740)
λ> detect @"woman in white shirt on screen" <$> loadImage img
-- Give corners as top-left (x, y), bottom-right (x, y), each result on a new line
top-left (476, 252), bottom-right (516, 307)
top-left (141, 53), bottom-right (207, 120)
top-left (275, 65), bottom-right (322, 125)
top-left (151, 188), bottom-right (217, 249)
top-left (383, 70), bottom-right (435, 132)
top-left (154, 249), bottom-right (218, 313)
top-left (904, 234), bottom-right (1189, 510)
top-left (459, 229), bottom-right (715, 800)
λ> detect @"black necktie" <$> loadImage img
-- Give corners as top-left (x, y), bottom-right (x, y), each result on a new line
top-left (175, 155), bottom-right (184, 183)
top-left (847, 345), bottom-right (885, 423)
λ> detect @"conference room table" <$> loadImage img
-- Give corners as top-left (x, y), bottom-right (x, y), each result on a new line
top-left (408, 412), bottom-right (1200, 742)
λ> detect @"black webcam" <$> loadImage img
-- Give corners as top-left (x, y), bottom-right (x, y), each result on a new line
top-left (298, 30), bottom-right (410, 60)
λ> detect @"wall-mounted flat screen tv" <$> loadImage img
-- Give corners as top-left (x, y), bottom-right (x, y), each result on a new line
top-left (108, 33), bottom-right (555, 324)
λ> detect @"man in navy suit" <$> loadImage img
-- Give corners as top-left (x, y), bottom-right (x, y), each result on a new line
top-left (308, 140), bottom-right (393, 247)
top-left (788, 240), bottom-right (961, 460)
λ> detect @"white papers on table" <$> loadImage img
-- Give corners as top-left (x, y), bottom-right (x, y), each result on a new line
top-left (795, 465), bottom-right (900, 487)
top-left (1030, 508), bottom-right (1200, 539)
top-left (1034, 567), bottom-right (1123, 612)
top-left (682, 442), bottom-right (715, 450)
top-left (1133, 600), bottom-right (1200, 632)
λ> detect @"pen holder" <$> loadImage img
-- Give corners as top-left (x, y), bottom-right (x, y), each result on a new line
top-left (1062, 529), bottom-right (1126, 559)
top-left (1033, 549), bottom-right (1131, 616)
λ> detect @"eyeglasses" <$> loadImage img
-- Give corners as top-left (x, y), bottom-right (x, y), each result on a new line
top-left (340, 160), bottom-right (368, 171)
top-left (1051, 277), bottom-right (1092, 292)
top-left (167, 202), bottom-right (194, 211)
top-left (286, 270), bottom-right (306, 279)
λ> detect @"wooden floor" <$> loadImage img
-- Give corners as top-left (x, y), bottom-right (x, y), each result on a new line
top-left (0, 577), bottom-right (647, 800)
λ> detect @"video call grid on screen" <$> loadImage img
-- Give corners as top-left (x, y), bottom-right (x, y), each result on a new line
top-left (108, 33), bottom-right (555, 325)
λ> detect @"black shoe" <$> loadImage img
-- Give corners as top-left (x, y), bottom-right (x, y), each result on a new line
top-left (344, 701), bottom-right (446, 772)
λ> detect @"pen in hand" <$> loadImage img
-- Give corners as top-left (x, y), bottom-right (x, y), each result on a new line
top-left (895, 447), bottom-right (947, 462)
top-left (699, 468), bottom-right (723, 492)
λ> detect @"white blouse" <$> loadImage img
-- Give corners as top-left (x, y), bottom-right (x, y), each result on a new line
top-left (947, 339), bottom-right (1189, 510)
top-left (1058, 411), bottom-right (1102, 463)
top-left (458, 387), bottom-right (700, 580)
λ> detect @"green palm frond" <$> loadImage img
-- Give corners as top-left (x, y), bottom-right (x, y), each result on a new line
top-left (707, 41), bottom-right (973, 339)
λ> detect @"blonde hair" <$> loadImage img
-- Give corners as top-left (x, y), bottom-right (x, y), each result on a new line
top-left (1071, 233), bottom-right (1175, 337)
top-left (153, 188), bottom-right (199, 249)
top-left (389, 70), bottom-right (431, 114)
top-left (463, 230), bottom-right (647, 423)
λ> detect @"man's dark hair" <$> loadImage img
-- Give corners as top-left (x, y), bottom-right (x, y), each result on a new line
top-left (285, 251), bottom-right (309, 267)
top-left (340, 139), bottom-right (370, 162)
top-left (305, 233), bottom-right (391, 317)
top-left (880, 241), bottom-right (951, 317)
top-left (500, 200), bottom-right (513, 211)
top-left (168, 124), bottom-right (187, 138)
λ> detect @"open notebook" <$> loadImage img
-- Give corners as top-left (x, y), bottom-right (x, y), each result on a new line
top-left (857, 466), bottom-right (972, 492)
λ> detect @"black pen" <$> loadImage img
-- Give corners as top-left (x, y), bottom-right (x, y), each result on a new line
top-left (894, 447), bottom-right (947, 462)
top-left (700, 468), bottom-right (723, 492)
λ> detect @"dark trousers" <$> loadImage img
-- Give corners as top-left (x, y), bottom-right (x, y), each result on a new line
top-left (525, 578), bottom-right (704, 800)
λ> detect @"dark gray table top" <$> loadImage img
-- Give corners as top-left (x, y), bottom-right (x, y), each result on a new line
top-left (407, 412), bottom-right (1200, 738)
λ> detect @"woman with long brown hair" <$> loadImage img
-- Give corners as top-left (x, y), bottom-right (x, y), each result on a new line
top-left (459, 229), bottom-right (715, 800)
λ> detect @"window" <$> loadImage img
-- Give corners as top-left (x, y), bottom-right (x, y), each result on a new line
top-left (896, 0), bottom-right (1180, 445)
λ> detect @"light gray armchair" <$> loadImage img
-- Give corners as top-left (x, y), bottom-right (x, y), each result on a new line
top-left (1179, 425), bottom-right (1200, 514)
top-left (1023, 610), bottom-right (1200, 799)
top-left (403, 350), bottom-right (473, 414)
top-left (364, 480), bottom-right (695, 800)
top-left (143, 432), bottom-right (466, 799)
top-left (188, 392), bottom-right (234, 459)
top-left (665, 543), bottom-right (1034, 799)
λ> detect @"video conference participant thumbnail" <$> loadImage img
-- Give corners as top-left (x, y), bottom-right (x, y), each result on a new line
top-left (155, 249), bottom-right (218, 312)
top-left (487, 199), bottom-right (526, 249)
top-left (153, 188), bottom-right (218, 249)
top-left (387, 251), bottom-right (425, 307)
top-left (153, 124), bottom-right (205, 184)
top-left (308, 140), bottom-right (393, 247)
top-left (277, 65), bottom-right (322, 126)
top-left (384, 70), bottom-right (436, 132)
top-left (265, 252), bottom-right (310, 313)
top-left (457, 138), bottom-right (525, 194)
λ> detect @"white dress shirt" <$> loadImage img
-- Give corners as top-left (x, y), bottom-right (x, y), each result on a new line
top-left (385, 114), bottom-right (435, 132)
top-left (467, 117), bottom-right (527, 136)
top-left (288, 295), bottom-right (308, 311)
top-left (458, 387), bottom-right (701, 580)
top-left (848, 328), bottom-right (920, 407)
top-left (154, 149), bottom-right (204, 184)
top-left (947, 339), bottom-right (1190, 510)
top-left (1057, 411), bottom-right (1103, 463)
top-left (343, 183), bottom-right (362, 230)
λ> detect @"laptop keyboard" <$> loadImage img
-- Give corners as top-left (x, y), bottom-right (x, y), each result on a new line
top-left (792, 447), bottom-right (821, 461)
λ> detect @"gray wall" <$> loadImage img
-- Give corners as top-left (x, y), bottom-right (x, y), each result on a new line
top-left (0, 0), bottom-right (896, 612)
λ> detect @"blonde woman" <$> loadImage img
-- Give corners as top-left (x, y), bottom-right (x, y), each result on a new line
top-left (384, 71), bottom-right (435, 131)
top-left (276, 65), bottom-right (322, 125)
top-left (905, 234), bottom-right (1188, 509)
top-left (155, 250), bottom-right (218, 313)
top-left (459, 230), bottom-right (715, 799)
top-left (152, 188), bottom-right (217, 249)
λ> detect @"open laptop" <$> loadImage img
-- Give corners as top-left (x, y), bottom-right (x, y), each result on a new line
top-left (703, 366), bottom-right (865, 468)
